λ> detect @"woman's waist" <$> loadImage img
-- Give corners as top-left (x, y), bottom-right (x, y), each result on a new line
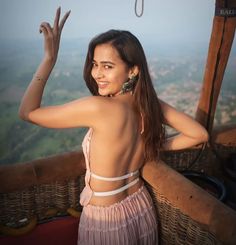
top-left (88, 178), bottom-right (143, 207)
top-left (88, 172), bottom-right (140, 192)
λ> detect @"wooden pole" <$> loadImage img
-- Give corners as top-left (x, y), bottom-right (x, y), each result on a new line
top-left (195, 0), bottom-right (236, 134)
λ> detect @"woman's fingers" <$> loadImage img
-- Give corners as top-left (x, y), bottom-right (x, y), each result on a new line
top-left (39, 8), bottom-right (70, 36)
top-left (39, 22), bottom-right (53, 36)
top-left (59, 10), bottom-right (71, 33)
top-left (39, 22), bottom-right (49, 34)
top-left (38, 8), bottom-right (69, 62)
top-left (53, 7), bottom-right (61, 33)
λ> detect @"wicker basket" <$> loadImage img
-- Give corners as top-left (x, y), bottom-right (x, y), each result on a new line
top-left (1, 148), bottom-right (236, 244)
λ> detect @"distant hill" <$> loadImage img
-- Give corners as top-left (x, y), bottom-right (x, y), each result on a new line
top-left (0, 39), bottom-right (235, 165)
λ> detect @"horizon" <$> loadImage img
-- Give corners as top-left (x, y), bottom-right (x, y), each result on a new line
top-left (1, 0), bottom-right (230, 61)
top-left (0, 0), bottom-right (214, 44)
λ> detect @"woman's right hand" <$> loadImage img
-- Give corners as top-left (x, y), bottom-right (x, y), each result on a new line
top-left (39, 7), bottom-right (70, 64)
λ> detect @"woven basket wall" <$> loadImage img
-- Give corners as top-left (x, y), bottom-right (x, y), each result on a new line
top-left (0, 176), bottom-right (222, 244)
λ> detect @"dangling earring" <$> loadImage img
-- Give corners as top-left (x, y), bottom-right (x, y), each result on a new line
top-left (120, 75), bottom-right (138, 94)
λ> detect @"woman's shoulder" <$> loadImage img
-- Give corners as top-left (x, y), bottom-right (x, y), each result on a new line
top-left (81, 96), bottom-right (130, 131)
top-left (79, 96), bottom-right (126, 115)
top-left (82, 95), bottom-right (117, 107)
top-left (75, 95), bottom-right (110, 109)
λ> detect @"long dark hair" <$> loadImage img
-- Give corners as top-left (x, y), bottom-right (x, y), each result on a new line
top-left (83, 30), bottom-right (165, 161)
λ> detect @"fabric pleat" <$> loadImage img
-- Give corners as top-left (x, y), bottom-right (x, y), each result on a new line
top-left (78, 185), bottom-right (158, 245)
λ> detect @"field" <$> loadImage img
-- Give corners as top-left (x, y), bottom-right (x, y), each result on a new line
top-left (0, 39), bottom-right (235, 165)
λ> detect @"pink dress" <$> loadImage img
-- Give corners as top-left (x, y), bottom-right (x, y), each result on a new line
top-left (78, 129), bottom-right (158, 244)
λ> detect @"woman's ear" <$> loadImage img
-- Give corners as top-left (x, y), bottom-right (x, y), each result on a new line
top-left (129, 65), bottom-right (139, 77)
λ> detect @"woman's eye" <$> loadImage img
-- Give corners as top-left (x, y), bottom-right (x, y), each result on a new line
top-left (104, 65), bottom-right (112, 69)
top-left (92, 63), bottom-right (112, 69)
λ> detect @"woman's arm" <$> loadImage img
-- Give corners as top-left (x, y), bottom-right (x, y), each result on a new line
top-left (18, 8), bottom-right (109, 129)
top-left (160, 100), bottom-right (209, 150)
top-left (22, 96), bottom-right (106, 129)
top-left (18, 7), bottom-right (70, 121)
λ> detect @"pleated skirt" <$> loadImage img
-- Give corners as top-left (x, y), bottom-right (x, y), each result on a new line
top-left (78, 185), bottom-right (158, 245)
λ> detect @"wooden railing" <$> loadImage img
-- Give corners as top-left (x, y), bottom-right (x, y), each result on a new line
top-left (0, 125), bottom-right (236, 244)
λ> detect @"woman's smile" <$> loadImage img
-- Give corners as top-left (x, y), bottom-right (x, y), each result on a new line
top-left (97, 81), bottom-right (110, 89)
top-left (91, 43), bottom-right (132, 96)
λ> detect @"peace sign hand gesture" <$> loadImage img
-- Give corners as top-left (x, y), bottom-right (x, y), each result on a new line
top-left (39, 7), bottom-right (70, 64)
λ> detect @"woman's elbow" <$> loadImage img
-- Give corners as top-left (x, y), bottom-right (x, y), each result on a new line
top-left (18, 112), bottom-right (28, 121)
top-left (18, 108), bottom-right (31, 122)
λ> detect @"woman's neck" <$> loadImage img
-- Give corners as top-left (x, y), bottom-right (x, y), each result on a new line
top-left (109, 90), bottom-right (133, 97)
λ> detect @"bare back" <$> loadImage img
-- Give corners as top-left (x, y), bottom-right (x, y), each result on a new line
top-left (87, 94), bottom-right (144, 206)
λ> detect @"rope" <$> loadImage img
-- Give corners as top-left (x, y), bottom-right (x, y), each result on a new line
top-left (135, 0), bottom-right (144, 17)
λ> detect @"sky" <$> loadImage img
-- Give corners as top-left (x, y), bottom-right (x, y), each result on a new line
top-left (0, 0), bottom-right (215, 45)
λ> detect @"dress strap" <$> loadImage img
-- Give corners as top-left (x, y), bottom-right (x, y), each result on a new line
top-left (93, 178), bottom-right (140, 197)
top-left (90, 169), bottom-right (139, 181)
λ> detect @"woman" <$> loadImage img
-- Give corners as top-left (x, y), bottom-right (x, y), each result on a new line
top-left (19, 8), bottom-right (208, 245)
